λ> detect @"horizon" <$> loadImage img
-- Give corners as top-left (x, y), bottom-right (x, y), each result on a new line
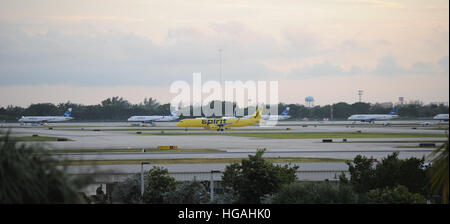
top-left (1, 95), bottom-right (448, 108)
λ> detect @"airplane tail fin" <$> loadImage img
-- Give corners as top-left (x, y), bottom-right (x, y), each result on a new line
top-left (389, 106), bottom-right (398, 115)
top-left (249, 107), bottom-right (263, 120)
top-left (171, 108), bottom-right (179, 117)
top-left (281, 107), bottom-right (290, 116)
top-left (63, 108), bottom-right (72, 117)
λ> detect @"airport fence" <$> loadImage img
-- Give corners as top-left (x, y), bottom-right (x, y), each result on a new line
top-left (73, 169), bottom-right (350, 183)
top-left (77, 170), bottom-right (350, 195)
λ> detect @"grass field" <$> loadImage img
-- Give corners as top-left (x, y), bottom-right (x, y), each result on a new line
top-left (58, 157), bottom-right (348, 166)
top-left (334, 140), bottom-right (448, 143)
top-left (0, 136), bottom-right (72, 142)
top-left (44, 148), bottom-right (222, 154)
top-left (136, 132), bottom-right (447, 139)
top-left (55, 128), bottom-right (285, 132)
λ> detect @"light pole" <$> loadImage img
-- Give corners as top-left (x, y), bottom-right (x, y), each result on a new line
top-left (219, 49), bottom-right (222, 87)
top-left (141, 162), bottom-right (150, 197)
top-left (210, 170), bottom-right (221, 202)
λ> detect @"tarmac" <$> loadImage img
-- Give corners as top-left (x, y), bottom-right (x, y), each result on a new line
top-left (1, 120), bottom-right (448, 174)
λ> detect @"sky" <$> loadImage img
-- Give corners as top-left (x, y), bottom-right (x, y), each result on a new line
top-left (0, 0), bottom-right (448, 107)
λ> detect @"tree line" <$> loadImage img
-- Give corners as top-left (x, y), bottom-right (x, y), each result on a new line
top-left (0, 96), bottom-right (448, 121)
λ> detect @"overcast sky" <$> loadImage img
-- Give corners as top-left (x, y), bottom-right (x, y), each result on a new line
top-left (0, 0), bottom-right (448, 107)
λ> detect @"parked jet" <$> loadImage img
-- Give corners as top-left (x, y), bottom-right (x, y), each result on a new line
top-left (433, 114), bottom-right (449, 121)
top-left (193, 107), bottom-right (289, 121)
top-left (127, 109), bottom-right (179, 126)
top-left (176, 107), bottom-right (263, 131)
top-left (244, 107), bottom-right (290, 121)
top-left (19, 108), bottom-right (73, 125)
top-left (347, 107), bottom-right (398, 123)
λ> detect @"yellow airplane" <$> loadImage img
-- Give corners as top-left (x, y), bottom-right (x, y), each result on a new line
top-left (176, 107), bottom-right (263, 131)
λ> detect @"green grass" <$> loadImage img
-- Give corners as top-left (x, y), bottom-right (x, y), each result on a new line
top-left (56, 128), bottom-right (284, 132)
top-left (395, 144), bottom-right (445, 149)
top-left (58, 157), bottom-right (347, 166)
top-left (136, 132), bottom-right (447, 139)
top-left (334, 140), bottom-right (448, 144)
top-left (0, 136), bottom-right (72, 142)
top-left (44, 148), bottom-right (223, 154)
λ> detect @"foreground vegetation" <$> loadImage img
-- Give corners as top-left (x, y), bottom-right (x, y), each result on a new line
top-left (0, 134), bottom-right (89, 203)
top-left (1, 131), bottom-right (447, 204)
top-left (107, 148), bottom-right (448, 204)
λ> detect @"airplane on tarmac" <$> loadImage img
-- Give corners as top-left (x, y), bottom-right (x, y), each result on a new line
top-left (243, 107), bottom-right (290, 121)
top-left (433, 114), bottom-right (449, 121)
top-left (347, 106), bottom-right (398, 123)
top-left (176, 107), bottom-right (263, 131)
top-left (19, 108), bottom-right (73, 125)
top-left (127, 109), bottom-right (179, 126)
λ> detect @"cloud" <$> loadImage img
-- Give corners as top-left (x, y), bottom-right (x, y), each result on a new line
top-left (289, 61), bottom-right (363, 79)
top-left (437, 56), bottom-right (449, 75)
top-left (0, 21), bottom-right (295, 86)
top-left (288, 53), bottom-right (446, 80)
top-left (372, 54), bottom-right (407, 76)
top-left (375, 39), bottom-right (392, 45)
top-left (372, 54), bottom-right (447, 76)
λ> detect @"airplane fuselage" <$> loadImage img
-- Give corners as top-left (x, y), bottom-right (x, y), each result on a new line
top-left (176, 117), bottom-right (258, 129)
top-left (242, 115), bottom-right (290, 120)
top-left (177, 108), bottom-right (262, 130)
top-left (261, 115), bottom-right (290, 121)
top-left (433, 114), bottom-right (449, 121)
top-left (347, 114), bottom-right (398, 122)
top-left (127, 115), bottom-right (178, 123)
top-left (19, 116), bottom-right (73, 123)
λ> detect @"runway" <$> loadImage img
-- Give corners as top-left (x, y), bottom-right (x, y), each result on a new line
top-left (2, 120), bottom-right (447, 162)
top-left (51, 149), bottom-right (434, 161)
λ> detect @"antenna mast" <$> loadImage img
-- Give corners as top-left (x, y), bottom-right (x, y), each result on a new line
top-left (358, 90), bottom-right (363, 103)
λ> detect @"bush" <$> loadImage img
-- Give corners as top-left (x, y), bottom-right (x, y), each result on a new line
top-left (268, 182), bottom-right (359, 204)
top-left (164, 181), bottom-right (209, 204)
top-left (111, 174), bottom-right (143, 203)
top-left (342, 155), bottom-right (376, 193)
top-left (142, 166), bottom-right (176, 203)
top-left (366, 185), bottom-right (427, 204)
top-left (342, 152), bottom-right (429, 196)
top-left (222, 148), bottom-right (298, 204)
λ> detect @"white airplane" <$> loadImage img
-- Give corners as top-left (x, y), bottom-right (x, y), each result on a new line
top-left (243, 107), bottom-right (291, 121)
top-left (195, 107), bottom-right (291, 121)
top-left (127, 109), bottom-right (179, 126)
top-left (433, 114), bottom-right (449, 121)
top-left (19, 108), bottom-right (73, 125)
top-left (347, 106), bottom-right (398, 123)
